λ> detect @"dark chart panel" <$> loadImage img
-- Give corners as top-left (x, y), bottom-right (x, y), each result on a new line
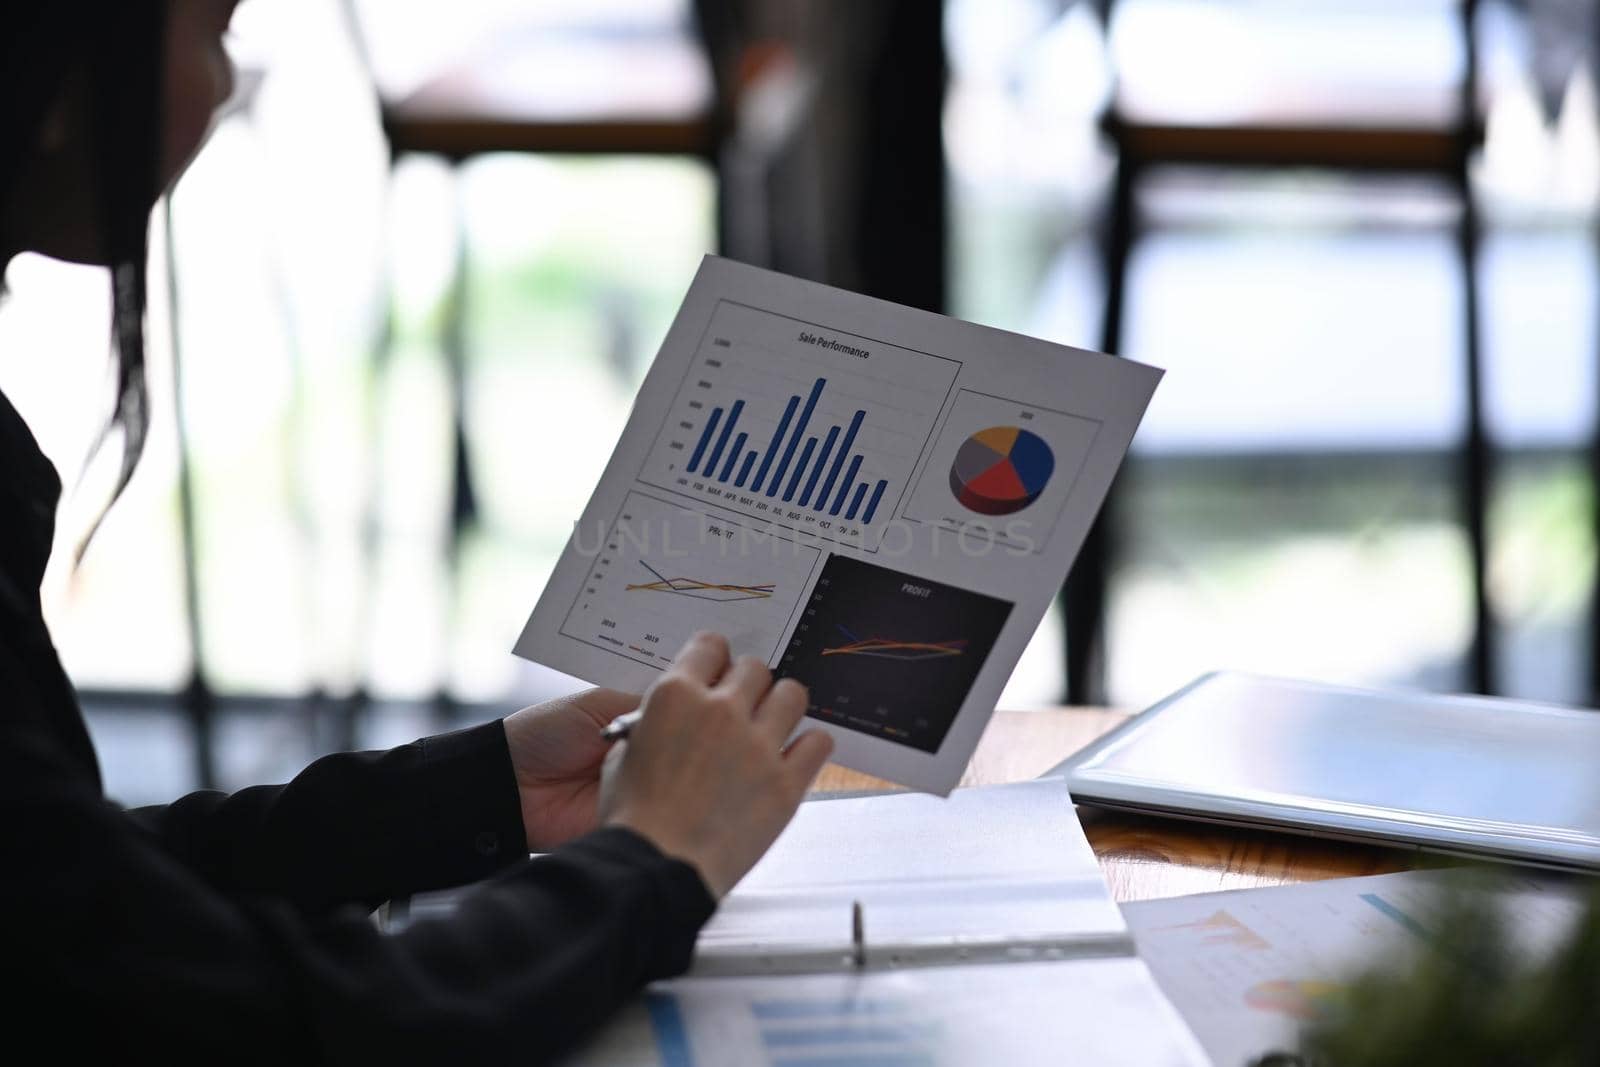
top-left (776, 555), bottom-right (1014, 753)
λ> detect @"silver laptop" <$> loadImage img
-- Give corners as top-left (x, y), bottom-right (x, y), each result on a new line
top-left (1053, 672), bottom-right (1600, 871)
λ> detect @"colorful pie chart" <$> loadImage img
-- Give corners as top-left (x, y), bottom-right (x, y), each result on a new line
top-left (949, 426), bottom-right (1055, 516)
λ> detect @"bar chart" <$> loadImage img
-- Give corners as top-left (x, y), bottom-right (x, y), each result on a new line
top-left (644, 991), bottom-right (936, 1067)
top-left (684, 375), bottom-right (892, 524)
top-left (641, 301), bottom-right (961, 547)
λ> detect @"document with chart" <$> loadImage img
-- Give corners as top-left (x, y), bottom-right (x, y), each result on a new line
top-left (561, 781), bottom-right (1210, 1067)
top-left (514, 256), bottom-right (1161, 793)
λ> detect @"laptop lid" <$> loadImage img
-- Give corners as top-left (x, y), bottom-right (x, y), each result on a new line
top-left (1054, 672), bottom-right (1600, 871)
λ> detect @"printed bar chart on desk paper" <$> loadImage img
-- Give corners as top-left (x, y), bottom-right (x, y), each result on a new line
top-left (641, 301), bottom-right (961, 549)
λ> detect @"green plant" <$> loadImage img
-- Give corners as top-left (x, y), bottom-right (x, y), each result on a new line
top-left (1293, 876), bottom-right (1600, 1067)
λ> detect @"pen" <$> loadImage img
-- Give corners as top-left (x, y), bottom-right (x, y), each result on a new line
top-left (851, 899), bottom-right (865, 970)
top-left (599, 709), bottom-right (644, 742)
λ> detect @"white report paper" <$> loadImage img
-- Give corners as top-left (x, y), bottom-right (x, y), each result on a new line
top-left (693, 780), bottom-right (1131, 973)
top-left (566, 958), bottom-right (1208, 1067)
top-left (514, 257), bottom-right (1161, 793)
top-left (1123, 868), bottom-right (1588, 1067)
top-left (561, 781), bottom-right (1210, 1067)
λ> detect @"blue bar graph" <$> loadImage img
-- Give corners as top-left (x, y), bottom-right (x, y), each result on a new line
top-left (862, 480), bottom-right (887, 524)
top-left (799, 426), bottom-right (839, 508)
top-left (815, 410), bottom-right (864, 512)
top-left (845, 483), bottom-right (869, 520)
top-left (703, 399), bottom-right (743, 480)
top-left (829, 454), bottom-right (863, 516)
top-left (766, 378), bottom-right (826, 498)
top-left (750, 395), bottom-right (798, 494)
top-left (645, 995), bottom-right (693, 1067)
top-left (687, 407), bottom-right (722, 473)
top-left (680, 376), bottom-right (895, 525)
top-left (718, 432), bottom-right (747, 482)
top-left (783, 438), bottom-right (817, 502)
top-left (735, 451), bottom-right (757, 488)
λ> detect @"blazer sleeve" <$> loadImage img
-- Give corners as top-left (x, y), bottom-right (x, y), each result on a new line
top-left (126, 721), bottom-right (531, 912)
top-left (5, 727), bottom-right (716, 1064)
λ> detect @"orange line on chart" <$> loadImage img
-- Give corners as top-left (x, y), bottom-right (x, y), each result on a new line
top-left (626, 578), bottom-right (775, 598)
top-left (625, 561), bottom-right (775, 601)
top-left (822, 636), bottom-right (967, 659)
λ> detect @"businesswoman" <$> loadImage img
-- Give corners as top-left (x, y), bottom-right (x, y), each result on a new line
top-left (1, 2), bottom-right (834, 1061)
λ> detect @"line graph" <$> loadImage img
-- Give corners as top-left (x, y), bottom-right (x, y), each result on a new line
top-left (627, 561), bottom-right (776, 603)
top-left (777, 555), bottom-right (1013, 753)
top-left (821, 624), bottom-right (967, 661)
top-left (561, 491), bottom-right (821, 672)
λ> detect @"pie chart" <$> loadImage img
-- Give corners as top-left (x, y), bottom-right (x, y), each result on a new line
top-left (949, 426), bottom-right (1055, 516)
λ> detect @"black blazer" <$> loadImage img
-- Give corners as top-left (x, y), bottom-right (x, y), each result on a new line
top-left (0, 390), bottom-right (713, 1064)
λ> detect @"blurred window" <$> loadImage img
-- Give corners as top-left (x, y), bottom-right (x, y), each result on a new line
top-left (946, 0), bottom-right (1600, 708)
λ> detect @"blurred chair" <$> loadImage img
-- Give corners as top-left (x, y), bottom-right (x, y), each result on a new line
top-left (334, 2), bottom-right (727, 740)
top-left (1063, 0), bottom-right (1491, 703)
top-left (370, 21), bottom-right (720, 160)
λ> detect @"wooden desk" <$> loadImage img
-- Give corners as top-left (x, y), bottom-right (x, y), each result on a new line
top-left (812, 707), bottom-right (1419, 904)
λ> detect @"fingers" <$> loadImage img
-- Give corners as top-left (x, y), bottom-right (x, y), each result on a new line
top-left (753, 677), bottom-right (809, 746)
top-left (670, 631), bottom-right (732, 687)
top-left (573, 687), bottom-right (642, 726)
top-left (716, 655), bottom-right (772, 711)
top-left (781, 729), bottom-right (835, 794)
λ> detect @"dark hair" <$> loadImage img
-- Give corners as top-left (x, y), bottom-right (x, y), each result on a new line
top-left (1, 3), bottom-right (166, 546)
top-left (82, 4), bottom-right (167, 551)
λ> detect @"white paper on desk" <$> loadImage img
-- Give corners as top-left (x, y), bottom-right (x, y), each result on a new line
top-left (563, 957), bottom-right (1211, 1067)
top-left (1122, 869), bottom-right (1589, 1067)
top-left (394, 780), bottom-right (1129, 965)
top-left (695, 778), bottom-right (1130, 973)
top-left (512, 256), bottom-right (1161, 794)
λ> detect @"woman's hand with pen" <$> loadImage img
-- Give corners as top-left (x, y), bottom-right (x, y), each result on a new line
top-left (597, 631), bottom-right (835, 899)
top-left (503, 686), bottom-right (643, 851)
